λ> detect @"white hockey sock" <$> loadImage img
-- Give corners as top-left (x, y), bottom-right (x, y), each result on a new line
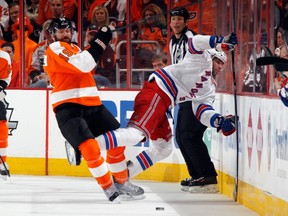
top-left (96, 127), bottom-right (145, 150)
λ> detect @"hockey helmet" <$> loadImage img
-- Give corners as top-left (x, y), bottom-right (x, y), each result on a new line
top-left (170, 7), bottom-right (190, 21)
top-left (211, 50), bottom-right (227, 63)
top-left (48, 17), bottom-right (73, 35)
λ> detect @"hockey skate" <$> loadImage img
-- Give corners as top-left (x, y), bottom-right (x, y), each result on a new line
top-left (103, 184), bottom-right (120, 202)
top-left (188, 176), bottom-right (219, 193)
top-left (65, 140), bottom-right (81, 166)
top-left (0, 163), bottom-right (10, 180)
top-left (180, 177), bottom-right (194, 192)
top-left (115, 180), bottom-right (145, 200)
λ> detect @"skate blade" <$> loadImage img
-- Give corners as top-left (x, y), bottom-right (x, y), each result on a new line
top-left (181, 186), bottom-right (189, 192)
top-left (111, 197), bottom-right (121, 204)
top-left (119, 193), bottom-right (146, 201)
top-left (189, 184), bottom-right (219, 193)
top-left (0, 175), bottom-right (12, 183)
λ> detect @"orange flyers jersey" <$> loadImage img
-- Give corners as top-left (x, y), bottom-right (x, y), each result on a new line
top-left (43, 41), bottom-right (102, 111)
top-left (0, 50), bottom-right (11, 87)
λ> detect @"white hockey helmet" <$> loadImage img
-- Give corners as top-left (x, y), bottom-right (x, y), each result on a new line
top-left (209, 49), bottom-right (227, 63)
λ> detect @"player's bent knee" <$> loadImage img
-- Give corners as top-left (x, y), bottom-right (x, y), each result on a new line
top-left (152, 138), bottom-right (173, 160)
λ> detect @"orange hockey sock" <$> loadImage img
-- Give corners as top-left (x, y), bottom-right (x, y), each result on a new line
top-left (79, 139), bottom-right (113, 189)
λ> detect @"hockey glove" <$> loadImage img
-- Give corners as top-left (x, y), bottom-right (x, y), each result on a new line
top-left (87, 25), bottom-right (112, 63)
top-left (216, 32), bottom-right (238, 52)
top-left (216, 115), bottom-right (237, 136)
top-left (279, 78), bottom-right (288, 107)
top-left (0, 86), bottom-right (6, 100)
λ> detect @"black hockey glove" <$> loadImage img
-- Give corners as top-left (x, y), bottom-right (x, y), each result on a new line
top-left (87, 25), bottom-right (112, 63)
top-left (216, 115), bottom-right (237, 136)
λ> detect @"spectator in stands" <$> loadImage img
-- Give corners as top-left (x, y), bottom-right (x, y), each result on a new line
top-left (28, 68), bottom-right (48, 88)
top-left (25, 0), bottom-right (42, 43)
top-left (151, 53), bottom-right (167, 70)
top-left (134, 3), bottom-right (167, 70)
top-left (87, 6), bottom-right (118, 86)
top-left (273, 27), bottom-right (288, 93)
top-left (31, 19), bottom-right (53, 72)
top-left (25, 0), bottom-right (39, 22)
top-left (3, 2), bottom-right (19, 42)
top-left (36, 0), bottom-right (77, 25)
top-left (30, 19), bottom-right (53, 88)
top-left (131, 0), bottom-right (167, 23)
top-left (275, 27), bottom-right (288, 58)
top-left (87, 0), bottom-right (126, 27)
top-left (84, 23), bottom-right (112, 88)
top-left (1, 42), bottom-right (21, 88)
top-left (11, 16), bottom-right (39, 87)
top-left (89, 5), bottom-right (118, 51)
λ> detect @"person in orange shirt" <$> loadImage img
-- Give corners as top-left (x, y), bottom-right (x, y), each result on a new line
top-left (0, 49), bottom-right (12, 180)
top-left (1, 42), bottom-right (20, 88)
top-left (43, 18), bottom-right (144, 202)
top-left (11, 16), bottom-right (39, 86)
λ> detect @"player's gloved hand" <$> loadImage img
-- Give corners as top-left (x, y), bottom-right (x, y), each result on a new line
top-left (279, 78), bottom-right (288, 107)
top-left (0, 86), bottom-right (6, 100)
top-left (216, 32), bottom-right (238, 51)
top-left (216, 115), bottom-right (237, 136)
top-left (88, 25), bottom-right (112, 62)
top-left (93, 25), bottom-right (112, 51)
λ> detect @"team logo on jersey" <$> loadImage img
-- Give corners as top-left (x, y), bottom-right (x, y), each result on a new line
top-left (3, 99), bottom-right (18, 135)
top-left (189, 12), bottom-right (197, 20)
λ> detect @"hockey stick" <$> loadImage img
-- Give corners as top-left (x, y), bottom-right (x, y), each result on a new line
top-left (231, 1), bottom-right (240, 202)
top-left (0, 154), bottom-right (10, 178)
top-left (256, 56), bottom-right (288, 66)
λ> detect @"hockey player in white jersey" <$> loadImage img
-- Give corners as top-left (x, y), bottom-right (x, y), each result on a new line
top-left (94, 33), bottom-right (238, 177)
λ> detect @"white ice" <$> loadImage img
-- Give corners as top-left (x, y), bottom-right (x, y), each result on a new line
top-left (0, 175), bottom-right (257, 216)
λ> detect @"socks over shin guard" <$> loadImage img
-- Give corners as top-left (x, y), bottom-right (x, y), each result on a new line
top-left (96, 127), bottom-right (145, 150)
top-left (107, 147), bottom-right (128, 184)
top-left (0, 120), bottom-right (8, 162)
top-left (79, 139), bottom-right (113, 189)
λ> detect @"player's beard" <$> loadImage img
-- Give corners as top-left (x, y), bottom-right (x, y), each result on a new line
top-left (55, 35), bottom-right (71, 43)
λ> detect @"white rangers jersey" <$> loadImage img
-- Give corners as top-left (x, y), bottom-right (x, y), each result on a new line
top-left (150, 34), bottom-right (220, 127)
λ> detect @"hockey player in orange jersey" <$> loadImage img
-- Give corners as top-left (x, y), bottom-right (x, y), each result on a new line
top-left (0, 49), bottom-right (12, 180)
top-left (43, 17), bottom-right (144, 202)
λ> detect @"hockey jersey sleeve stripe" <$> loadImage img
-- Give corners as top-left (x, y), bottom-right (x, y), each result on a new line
top-left (136, 151), bottom-right (153, 170)
top-left (188, 38), bottom-right (203, 54)
top-left (195, 104), bottom-right (214, 120)
top-left (50, 86), bottom-right (100, 104)
top-left (154, 69), bottom-right (178, 101)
